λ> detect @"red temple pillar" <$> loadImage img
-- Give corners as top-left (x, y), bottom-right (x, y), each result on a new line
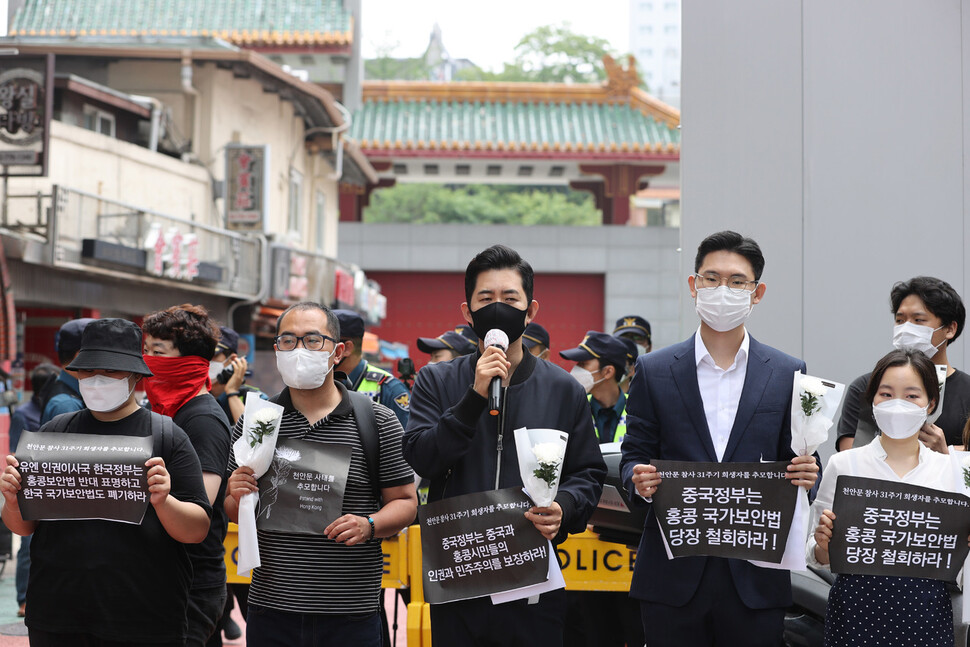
top-left (577, 164), bottom-right (667, 225)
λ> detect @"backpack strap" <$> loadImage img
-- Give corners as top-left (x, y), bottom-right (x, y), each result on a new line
top-left (149, 411), bottom-right (174, 459)
top-left (346, 390), bottom-right (381, 503)
top-left (48, 409), bottom-right (83, 434)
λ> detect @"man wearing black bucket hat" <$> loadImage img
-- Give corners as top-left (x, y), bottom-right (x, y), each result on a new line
top-left (0, 318), bottom-right (211, 647)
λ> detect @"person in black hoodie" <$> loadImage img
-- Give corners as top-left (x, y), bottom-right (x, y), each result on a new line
top-left (403, 244), bottom-right (607, 647)
top-left (142, 305), bottom-right (231, 647)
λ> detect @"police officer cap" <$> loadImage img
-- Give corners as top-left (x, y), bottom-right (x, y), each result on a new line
top-left (55, 318), bottom-right (96, 355)
top-left (416, 328), bottom-right (478, 355)
top-left (559, 331), bottom-right (629, 372)
top-left (616, 336), bottom-right (639, 363)
top-left (216, 326), bottom-right (239, 356)
top-left (613, 315), bottom-right (652, 342)
top-left (522, 323), bottom-right (550, 350)
top-left (333, 309), bottom-right (365, 340)
top-left (454, 324), bottom-right (479, 345)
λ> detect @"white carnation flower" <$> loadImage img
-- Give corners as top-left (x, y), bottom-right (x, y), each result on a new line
top-left (533, 442), bottom-right (563, 466)
top-left (961, 455), bottom-right (970, 470)
top-left (253, 408), bottom-right (280, 425)
top-left (799, 376), bottom-right (826, 397)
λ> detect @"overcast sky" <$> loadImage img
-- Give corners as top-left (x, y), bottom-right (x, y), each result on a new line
top-left (0, 1), bottom-right (631, 71)
top-left (360, 0), bottom-right (631, 72)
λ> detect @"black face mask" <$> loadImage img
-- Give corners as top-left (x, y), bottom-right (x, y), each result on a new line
top-left (469, 302), bottom-right (528, 344)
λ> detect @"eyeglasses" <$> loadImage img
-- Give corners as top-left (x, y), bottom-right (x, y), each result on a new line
top-left (694, 273), bottom-right (759, 295)
top-left (274, 333), bottom-right (338, 351)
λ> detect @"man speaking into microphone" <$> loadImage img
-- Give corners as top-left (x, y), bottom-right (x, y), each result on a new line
top-left (403, 244), bottom-right (606, 647)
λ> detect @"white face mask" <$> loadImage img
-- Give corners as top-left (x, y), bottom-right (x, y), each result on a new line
top-left (276, 348), bottom-right (333, 390)
top-left (636, 344), bottom-right (649, 357)
top-left (570, 366), bottom-right (606, 393)
top-left (695, 286), bottom-right (753, 332)
top-left (873, 399), bottom-right (928, 440)
top-left (892, 322), bottom-right (945, 357)
top-left (79, 374), bottom-right (135, 413)
top-left (208, 360), bottom-right (224, 381)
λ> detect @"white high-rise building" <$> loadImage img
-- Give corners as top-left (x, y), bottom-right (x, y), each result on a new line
top-left (629, 0), bottom-right (681, 107)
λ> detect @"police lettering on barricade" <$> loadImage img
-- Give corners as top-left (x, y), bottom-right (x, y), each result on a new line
top-left (420, 487), bottom-right (549, 604)
top-left (15, 431), bottom-right (152, 524)
top-left (830, 475), bottom-right (970, 582)
top-left (650, 460), bottom-right (797, 562)
top-left (255, 438), bottom-right (353, 534)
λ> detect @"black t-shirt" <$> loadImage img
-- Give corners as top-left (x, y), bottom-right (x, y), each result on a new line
top-left (837, 368), bottom-right (970, 447)
top-left (27, 407), bottom-right (211, 643)
top-left (174, 394), bottom-right (231, 589)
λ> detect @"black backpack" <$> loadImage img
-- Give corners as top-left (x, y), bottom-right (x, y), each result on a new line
top-left (47, 409), bottom-right (175, 459)
top-left (268, 389), bottom-right (381, 501)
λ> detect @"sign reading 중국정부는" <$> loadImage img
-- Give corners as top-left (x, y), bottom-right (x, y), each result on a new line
top-left (650, 460), bottom-right (797, 562)
top-left (830, 475), bottom-right (970, 582)
top-left (420, 487), bottom-right (549, 604)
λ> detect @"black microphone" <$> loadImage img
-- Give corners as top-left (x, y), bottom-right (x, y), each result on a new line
top-left (484, 329), bottom-right (509, 416)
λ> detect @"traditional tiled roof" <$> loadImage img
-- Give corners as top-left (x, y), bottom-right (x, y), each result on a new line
top-left (9, 0), bottom-right (352, 47)
top-left (350, 58), bottom-right (680, 159)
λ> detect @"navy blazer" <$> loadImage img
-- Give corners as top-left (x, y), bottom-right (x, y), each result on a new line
top-left (620, 333), bottom-right (806, 610)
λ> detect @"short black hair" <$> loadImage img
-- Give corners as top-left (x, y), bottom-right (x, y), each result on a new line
top-left (694, 231), bottom-right (766, 281)
top-left (464, 245), bottom-right (535, 304)
top-left (864, 348), bottom-right (940, 415)
top-left (142, 304), bottom-right (219, 360)
top-left (890, 276), bottom-right (965, 344)
top-left (592, 357), bottom-right (627, 383)
top-left (276, 302), bottom-right (340, 339)
top-left (30, 363), bottom-right (59, 394)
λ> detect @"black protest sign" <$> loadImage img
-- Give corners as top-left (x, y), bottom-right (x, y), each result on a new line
top-left (255, 438), bottom-right (353, 534)
top-left (830, 475), bottom-right (970, 581)
top-left (420, 487), bottom-right (548, 604)
top-left (650, 460), bottom-right (797, 562)
top-left (15, 431), bottom-right (152, 523)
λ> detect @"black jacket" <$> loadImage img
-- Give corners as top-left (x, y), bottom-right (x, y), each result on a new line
top-left (403, 349), bottom-right (607, 544)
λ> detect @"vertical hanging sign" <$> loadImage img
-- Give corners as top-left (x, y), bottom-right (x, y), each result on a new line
top-left (0, 54), bottom-right (54, 177)
top-left (225, 144), bottom-right (269, 231)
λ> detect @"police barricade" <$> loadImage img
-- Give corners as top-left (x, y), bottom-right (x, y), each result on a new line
top-left (224, 524), bottom-right (635, 646)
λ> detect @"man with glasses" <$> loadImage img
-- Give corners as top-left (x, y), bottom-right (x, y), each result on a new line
top-left (225, 302), bottom-right (417, 646)
top-left (620, 231), bottom-right (820, 646)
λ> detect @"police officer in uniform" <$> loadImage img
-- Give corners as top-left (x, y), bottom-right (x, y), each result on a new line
top-left (417, 325), bottom-right (479, 365)
top-left (559, 331), bottom-right (645, 647)
top-left (560, 331), bottom-right (631, 444)
top-left (522, 322), bottom-right (552, 361)
top-left (333, 310), bottom-right (410, 428)
top-left (612, 315), bottom-right (652, 393)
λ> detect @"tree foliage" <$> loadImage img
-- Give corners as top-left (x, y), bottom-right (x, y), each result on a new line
top-left (363, 184), bottom-right (601, 226)
top-left (456, 23), bottom-right (616, 84)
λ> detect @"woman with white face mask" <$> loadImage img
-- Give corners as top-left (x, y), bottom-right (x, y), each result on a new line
top-left (807, 349), bottom-right (969, 647)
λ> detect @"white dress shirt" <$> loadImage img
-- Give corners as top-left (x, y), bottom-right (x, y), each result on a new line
top-left (694, 327), bottom-right (750, 462)
top-left (805, 436), bottom-right (957, 569)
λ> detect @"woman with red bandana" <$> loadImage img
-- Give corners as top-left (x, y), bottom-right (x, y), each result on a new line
top-left (142, 304), bottom-right (232, 647)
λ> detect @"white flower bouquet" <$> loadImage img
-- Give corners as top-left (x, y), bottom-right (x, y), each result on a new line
top-left (790, 372), bottom-right (845, 457)
top-left (514, 427), bottom-right (568, 508)
top-left (233, 392), bottom-right (284, 576)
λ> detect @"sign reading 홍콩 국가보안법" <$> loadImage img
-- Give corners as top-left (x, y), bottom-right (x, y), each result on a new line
top-left (15, 431), bottom-right (153, 524)
top-left (420, 487), bottom-right (550, 604)
top-left (829, 475), bottom-right (970, 582)
top-left (649, 460), bottom-right (798, 562)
